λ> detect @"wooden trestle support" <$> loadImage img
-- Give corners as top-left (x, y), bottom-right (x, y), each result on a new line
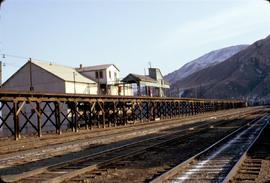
top-left (0, 90), bottom-right (246, 140)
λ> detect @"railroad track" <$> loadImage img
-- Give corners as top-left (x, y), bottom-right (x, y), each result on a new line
top-left (0, 108), bottom-right (254, 153)
top-left (150, 114), bottom-right (270, 183)
top-left (0, 107), bottom-right (261, 169)
top-left (228, 123), bottom-right (270, 183)
top-left (229, 157), bottom-right (264, 183)
top-left (60, 112), bottom-right (264, 183)
top-left (0, 112), bottom-right (255, 183)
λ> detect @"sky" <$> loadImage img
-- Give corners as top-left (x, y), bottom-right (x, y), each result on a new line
top-left (0, 0), bottom-right (270, 82)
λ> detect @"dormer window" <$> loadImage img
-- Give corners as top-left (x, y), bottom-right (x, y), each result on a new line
top-left (95, 71), bottom-right (103, 79)
top-left (99, 71), bottom-right (103, 79)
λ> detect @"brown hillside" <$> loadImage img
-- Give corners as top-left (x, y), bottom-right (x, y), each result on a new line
top-left (171, 35), bottom-right (270, 102)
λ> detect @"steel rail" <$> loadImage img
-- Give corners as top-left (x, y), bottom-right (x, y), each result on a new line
top-left (0, 114), bottom-right (241, 183)
top-left (0, 107), bottom-right (247, 148)
top-left (223, 117), bottom-right (270, 183)
top-left (149, 114), bottom-right (269, 183)
top-left (0, 107), bottom-right (254, 169)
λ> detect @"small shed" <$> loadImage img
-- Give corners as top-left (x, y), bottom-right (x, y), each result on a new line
top-left (122, 69), bottom-right (170, 97)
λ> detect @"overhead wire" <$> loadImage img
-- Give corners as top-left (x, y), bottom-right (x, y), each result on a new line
top-left (0, 53), bottom-right (53, 84)
top-left (1, 53), bottom-right (52, 63)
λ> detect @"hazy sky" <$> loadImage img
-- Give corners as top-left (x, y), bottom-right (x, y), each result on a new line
top-left (0, 0), bottom-right (270, 82)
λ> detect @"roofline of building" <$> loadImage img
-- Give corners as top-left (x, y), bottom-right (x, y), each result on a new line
top-left (32, 61), bottom-right (67, 83)
top-left (2, 61), bottom-right (97, 88)
top-left (32, 61), bottom-right (96, 84)
top-left (122, 73), bottom-right (158, 83)
top-left (1, 61), bottom-right (30, 87)
top-left (76, 64), bottom-right (120, 72)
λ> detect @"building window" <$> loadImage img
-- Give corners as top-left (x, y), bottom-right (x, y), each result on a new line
top-left (95, 71), bottom-right (99, 79)
top-left (114, 72), bottom-right (117, 80)
top-left (109, 71), bottom-right (111, 79)
top-left (99, 71), bottom-right (103, 79)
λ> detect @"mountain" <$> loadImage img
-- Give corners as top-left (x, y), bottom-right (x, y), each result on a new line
top-left (165, 45), bottom-right (249, 84)
top-left (170, 35), bottom-right (270, 103)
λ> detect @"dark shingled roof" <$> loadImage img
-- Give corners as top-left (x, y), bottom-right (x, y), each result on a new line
top-left (122, 73), bottom-right (157, 83)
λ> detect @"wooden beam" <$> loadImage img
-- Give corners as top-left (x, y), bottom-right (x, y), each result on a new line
top-left (16, 101), bottom-right (25, 116)
top-left (13, 101), bottom-right (20, 140)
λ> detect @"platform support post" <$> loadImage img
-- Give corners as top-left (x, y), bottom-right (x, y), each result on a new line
top-left (13, 101), bottom-right (20, 140)
top-left (37, 102), bottom-right (42, 137)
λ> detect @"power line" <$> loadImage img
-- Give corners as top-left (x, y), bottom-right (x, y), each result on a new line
top-left (1, 53), bottom-right (51, 63)
top-left (3, 62), bottom-right (21, 68)
top-left (0, 54), bottom-right (28, 68)
top-left (0, 53), bottom-right (53, 86)
top-left (2, 54), bottom-right (27, 60)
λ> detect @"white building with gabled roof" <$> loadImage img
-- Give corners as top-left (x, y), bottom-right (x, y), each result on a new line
top-left (76, 64), bottom-right (132, 96)
top-left (2, 60), bottom-right (98, 94)
top-left (0, 60), bottom-right (98, 136)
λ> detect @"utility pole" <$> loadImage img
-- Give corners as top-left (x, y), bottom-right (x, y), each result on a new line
top-left (0, 61), bottom-right (2, 87)
top-left (73, 72), bottom-right (76, 94)
top-left (0, 60), bottom-right (2, 137)
top-left (29, 58), bottom-right (34, 91)
top-left (0, 0), bottom-right (4, 85)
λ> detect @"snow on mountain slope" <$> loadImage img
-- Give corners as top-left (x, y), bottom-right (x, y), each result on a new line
top-left (165, 45), bottom-right (249, 84)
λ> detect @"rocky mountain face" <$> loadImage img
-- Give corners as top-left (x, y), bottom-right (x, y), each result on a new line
top-left (165, 45), bottom-right (248, 84)
top-left (170, 35), bottom-right (270, 103)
